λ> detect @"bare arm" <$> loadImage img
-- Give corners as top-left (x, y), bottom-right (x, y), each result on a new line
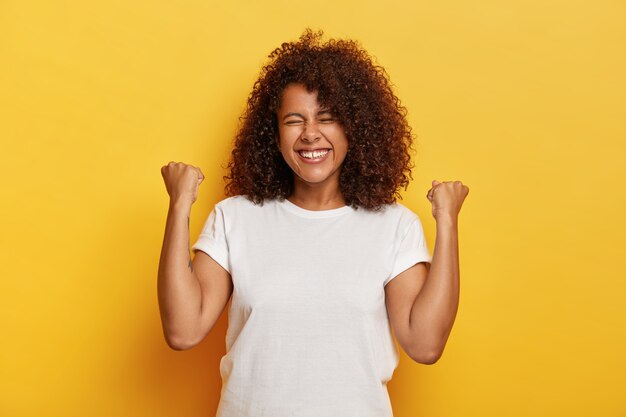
top-left (157, 162), bottom-right (233, 350)
top-left (157, 199), bottom-right (202, 350)
top-left (385, 180), bottom-right (468, 364)
top-left (385, 218), bottom-right (458, 364)
top-left (408, 216), bottom-right (459, 361)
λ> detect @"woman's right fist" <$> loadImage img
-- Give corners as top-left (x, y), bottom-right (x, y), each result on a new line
top-left (161, 161), bottom-right (205, 205)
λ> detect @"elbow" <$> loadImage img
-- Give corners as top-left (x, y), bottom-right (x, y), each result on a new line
top-left (407, 345), bottom-right (443, 365)
top-left (164, 332), bottom-right (200, 351)
top-left (410, 350), bottom-right (442, 365)
top-left (166, 339), bottom-right (194, 351)
top-left (417, 350), bottom-right (443, 365)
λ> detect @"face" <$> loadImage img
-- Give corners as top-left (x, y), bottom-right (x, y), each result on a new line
top-left (276, 83), bottom-right (349, 189)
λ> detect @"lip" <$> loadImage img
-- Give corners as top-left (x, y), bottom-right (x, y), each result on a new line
top-left (296, 149), bottom-right (332, 164)
top-left (296, 147), bottom-right (332, 152)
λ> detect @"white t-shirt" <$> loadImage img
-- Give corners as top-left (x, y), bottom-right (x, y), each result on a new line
top-left (191, 195), bottom-right (432, 417)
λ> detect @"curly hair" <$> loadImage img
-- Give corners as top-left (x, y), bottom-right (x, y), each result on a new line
top-left (223, 28), bottom-right (417, 211)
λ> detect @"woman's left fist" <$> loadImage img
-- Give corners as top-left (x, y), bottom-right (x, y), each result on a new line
top-left (426, 180), bottom-right (470, 220)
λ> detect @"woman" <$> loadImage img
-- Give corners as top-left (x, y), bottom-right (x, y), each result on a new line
top-left (158, 29), bottom-right (469, 417)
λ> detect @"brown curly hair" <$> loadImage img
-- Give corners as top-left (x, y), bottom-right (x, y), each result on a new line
top-left (223, 28), bottom-right (417, 211)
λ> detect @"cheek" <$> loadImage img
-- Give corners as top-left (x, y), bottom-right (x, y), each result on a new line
top-left (278, 128), bottom-right (299, 146)
top-left (333, 132), bottom-right (349, 153)
top-left (276, 131), bottom-right (288, 152)
top-left (339, 140), bottom-right (350, 162)
top-left (322, 126), bottom-right (348, 144)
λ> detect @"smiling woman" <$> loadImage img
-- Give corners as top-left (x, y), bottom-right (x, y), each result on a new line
top-left (222, 28), bottom-right (418, 211)
top-left (158, 28), bottom-right (469, 417)
top-left (276, 83), bottom-right (349, 208)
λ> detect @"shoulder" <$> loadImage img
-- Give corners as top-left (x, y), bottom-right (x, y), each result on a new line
top-left (214, 195), bottom-right (247, 209)
top-left (365, 201), bottom-right (422, 225)
top-left (349, 201), bottom-right (424, 238)
top-left (214, 195), bottom-right (274, 214)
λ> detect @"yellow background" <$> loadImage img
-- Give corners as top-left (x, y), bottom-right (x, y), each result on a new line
top-left (1, 0), bottom-right (625, 416)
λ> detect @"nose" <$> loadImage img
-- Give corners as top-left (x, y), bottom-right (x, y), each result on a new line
top-left (301, 121), bottom-right (321, 142)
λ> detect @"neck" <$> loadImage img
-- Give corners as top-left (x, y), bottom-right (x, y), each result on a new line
top-left (288, 178), bottom-right (346, 211)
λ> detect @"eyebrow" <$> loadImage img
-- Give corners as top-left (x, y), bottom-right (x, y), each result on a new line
top-left (282, 112), bottom-right (303, 121)
top-left (282, 110), bottom-right (332, 121)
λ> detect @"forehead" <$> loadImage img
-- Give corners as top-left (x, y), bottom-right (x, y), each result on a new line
top-left (278, 83), bottom-right (322, 111)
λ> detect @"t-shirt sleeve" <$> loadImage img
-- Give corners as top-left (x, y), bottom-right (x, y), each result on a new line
top-left (191, 205), bottom-right (230, 273)
top-left (384, 217), bottom-right (432, 286)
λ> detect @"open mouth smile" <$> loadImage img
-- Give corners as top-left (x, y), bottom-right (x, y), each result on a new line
top-left (296, 149), bottom-right (331, 163)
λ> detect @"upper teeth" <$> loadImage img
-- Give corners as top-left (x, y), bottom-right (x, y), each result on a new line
top-left (299, 149), bottom-right (329, 159)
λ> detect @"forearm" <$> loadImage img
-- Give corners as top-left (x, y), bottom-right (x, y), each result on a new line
top-left (157, 199), bottom-right (202, 348)
top-left (409, 215), bottom-right (460, 358)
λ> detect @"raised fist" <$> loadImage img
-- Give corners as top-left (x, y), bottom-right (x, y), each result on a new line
top-left (161, 161), bottom-right (205, 205)
top-left (426, 180), bottom-right (469, 220)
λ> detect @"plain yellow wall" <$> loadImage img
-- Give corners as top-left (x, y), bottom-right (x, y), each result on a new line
top-left (1, 0), bottom-right (625, 416)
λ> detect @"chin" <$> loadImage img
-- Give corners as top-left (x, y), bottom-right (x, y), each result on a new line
top-left (300, 177), bottom-right (329, 185)
top-left (295, 173), bottom-right (331, 184)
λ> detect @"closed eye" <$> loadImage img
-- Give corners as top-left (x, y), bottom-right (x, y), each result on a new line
top-left (318, 109), bottom-right (336, 123)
